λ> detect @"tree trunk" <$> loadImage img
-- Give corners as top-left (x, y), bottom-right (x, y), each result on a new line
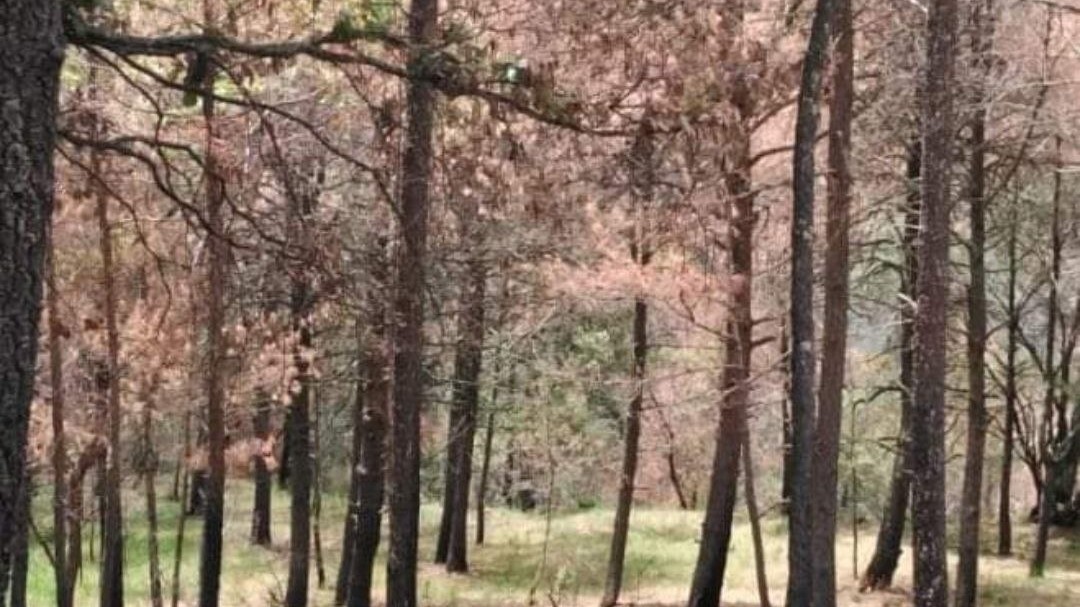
top-left (911, 0), bottom-right (958, 604)
top-left (0, 1), bottom-right (62, 600)
top-left (476, 408), bottom-right (496, 546)
top-left (347, 279), bottom-right (390, 607)
top-left (387, 1), bottom-right (438, 604)
top-left (284, 175), bottom-right (316, 607)
top-left (861, 139), bottom-right (920, 592)
top-left (335, 378), bottom-right (364, 604)
top-left (780, 320), bottom-right (793, 515)
top-left (46, 224), bottom-right (71, 607)
top-left (447, 257), bottom-right (488, 573)
top-left (313, 387), bottom-right (326, 589)
top-left (197, 47), bottom-right (229, 607)
top-left (788, 1), bottom-right (832, 605)
top-left (8, 474), bottom-right (29, 607)
top-left (144, 395), bottom-right (165, 607)
top-left (744, 437), bottom-right (772, 607)
top-left (252, 397), bottom-right (273, 546)
top-left (95, 130), bottom-right (125, 607)
top-left (1032, 137), bottom-right (1063, 577)
top-left (998, 201), bottom-right (1018, 557)
top-left (955, 4), bottom-right (992, 604)
top-left (687, 53), bottom-right (754, 606)
top-left (810, 0), bottom-right (851, 604)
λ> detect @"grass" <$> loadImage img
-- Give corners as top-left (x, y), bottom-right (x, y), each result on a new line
top-left (24, 481), bottom-right (1080, 606)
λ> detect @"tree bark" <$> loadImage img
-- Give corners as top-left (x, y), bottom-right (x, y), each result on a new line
top-left (860, 142), bottom-right (920, 592)
top-left (955, 3), bottom-right (992, 604)
top-left (0, 3), bottom-right (63, 601)
top-left (347, 273), bottom-right (390, 607)
top-left (998, 199), bottom-right (1019, 557)
top-left (810, 0), bottom-right (851, 604)
top-left (387, 0), bottom-right (438, 604)
top-left (252, 397), bottom-right (273, 546)
top-left (788, 1), bottom-right (832, 605)
top-left (911, 0), bottom-right (958, 604)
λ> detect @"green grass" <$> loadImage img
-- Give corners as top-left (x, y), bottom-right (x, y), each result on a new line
top-left (24, 481), bottom-right (1080, 606)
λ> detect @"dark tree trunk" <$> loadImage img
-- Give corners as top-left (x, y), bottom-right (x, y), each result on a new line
top-left (687, 50), bottom-right (754, 606)
top-left (861, 141), bottom-right (920, 592)
top-left (387, 1), bottom-right (438, 604)
top-left (0, 3), bottom-right (62, 601)
top-left (998, 201), bottom-right (1019, 557)
top-left (197, 58), bottom-right (229, 607)
top-left (335, 381), bottom-right (364, 605)
top-left (347, 279), bottom-right (390, 607)
top-left (9, 475), bottom-right (29, 607)
top-left (955, 4), bottom-right (992, 604)
top-left (95, 133), bottom-right (125, 607)
top-left (279, 410), bottom-right (292, 489)
top-left (313, 388), bottom-right (326, 589)
top-left (744, 437), bottom-right (771, 607)
top-left (284, 175), bottom-right (317, 607)
top-left (476, 409), bottom-right (496, 546)
top-left (787, 1), bottom-right (832, 606)
top-left (780, 320), bottom-right (793, 515)
top-left (446, 258), bottom-right (488, 573)
top-left (47, 225), bottom-right (71, 607)
top-left (603, 122), bottom-right (654, 606)
top-left (810, 0), bottom-right (851, 604)
top-left (911, 0), bottom-right (958, 604)
top-left (1032, 138), bottom-right (1063, 577)
top-left (252, 397), bottom-right (273, 546)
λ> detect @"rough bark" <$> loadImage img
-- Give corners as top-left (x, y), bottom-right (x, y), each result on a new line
top-left (787, 1), bottom-right (832, 605)
top-left (252, 397), bottom-right (273, 546)
top-left (861, 140), bottom-right (920, 592)
top-left (387, 0), bottom-right (438, 604)
top-left (911, 0), bottom-right (958, 604)
top-left (810, 0), bottom-right (850, 603)
top-left (955, 3), bottom-right (992, 604)
top-left (0, 4), bottom-right (63, 601)
top-left (347, 277), bottom-right (390, 607)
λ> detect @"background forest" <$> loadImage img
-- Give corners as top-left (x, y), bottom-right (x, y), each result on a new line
top-left (2, 1), bottom-right (1080, 607)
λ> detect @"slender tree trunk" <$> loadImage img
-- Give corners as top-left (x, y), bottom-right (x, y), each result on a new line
top-left (144, 394), bottom-right (165, 607)
top-left (810, 0), bottom-right (851, 604)
top-left (788, 1), bottom-right (832, 605)
top-left (955, 4), bottom-right (992, 604)
top-left (197, 39), bottom-right (229, 606)
top-left (335, 378), bottom-right (364, 604)
top-left (347, 277), bottom-right (390, 607)
top-left (387, 1), bottom-right (438, 604)
top-left (447, 258), bottom-right (488, 573)
top-left (998, 205), bottom-right (1018, 557)
top-left (744, 437), bottom-right (771, 607)
top-left (0, 2), bottom-right (62, 601)
top-left (780, 321), bottom-right (793, 515)
top-left (284, 177), bottom-right (316, 607)
top-left (861, 139), bottom-right (920, 592)
top-left (46, 225), bottom-right (70, 607)
top-left (171, 441), bottom-right (190, 607)
top-left (687, 54), bottom-right (754, 606)
top-left (95, 131), bottom-right (125, 607)
top-left (1032, 137), bottom-right (1063, 577)
top-left (313, 388), bottom-right (327, 588)
top-left (252, 397), bottom-right (273, 546)
top-left (476, 409), bottom-right (496, 546)
top-left (911, 1), bottom-right (958, 604)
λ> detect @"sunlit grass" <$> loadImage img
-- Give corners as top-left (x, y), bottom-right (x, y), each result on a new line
top-left (24, 481), bottom-right (1080, 606)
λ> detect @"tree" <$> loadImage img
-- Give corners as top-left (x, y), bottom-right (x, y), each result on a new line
top-left (46, 219), bottom-right (70, 607)
top-left (810, 0), bottom-right (852, 603)
top-left (252, 396), bottom-right (273, 546)
top-left (955, 2), bottom-right (993, 604)
top-left (911, 0), bottom-right (959, 604)
top-left (788, 0), bottom-right (833, 605)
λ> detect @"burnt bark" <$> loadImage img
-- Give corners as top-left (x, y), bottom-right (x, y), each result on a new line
top-left (0, 4), bottom-right (63, 601)
top-left (387, 0), bottom-right (438, 604)
top-left (911, 0), bottom-right (958, 604)
top-left (810, 0), bottom-right (851, 603)
top-left (787, 1), bottom-right (832, 605)
top-left (861, 141), bottom-right (920, 592)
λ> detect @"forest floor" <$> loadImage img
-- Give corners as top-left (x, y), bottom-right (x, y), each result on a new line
top-left (23, 481), bottom-right (1080, 606)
